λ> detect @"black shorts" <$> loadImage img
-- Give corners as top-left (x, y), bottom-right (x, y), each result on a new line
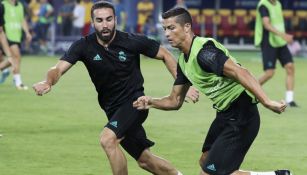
top-left (261, 43), bottom-right (293, 70)
top-left (105, 98), bottom-right (154, 160)
top-left (7, 40), bottom-right (21, 47)
top-left (201, 92), bottom-right (260, 175)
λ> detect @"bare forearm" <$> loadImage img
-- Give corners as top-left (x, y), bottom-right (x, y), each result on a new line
top-left (22, 20), bottom-right (30, 35)
top-left (150, 96), bottom-right (182, 110)
top-left (164, 58), bottom-right (177, 79)
top-left (161, 52), bottom-right (177, 79)
top-left (263, 21), bottom-right (284, 37)
top-left (45, 67), bottom-right (62, 86)
top-left (134, 84), bottom-right (189, 111)
top-left (235, 68), bottom-right (270, 105)
top-left (156, 47), bottom-right (177, 78)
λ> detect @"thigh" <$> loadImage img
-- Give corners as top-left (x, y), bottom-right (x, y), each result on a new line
top-left (8, 44), bottom-right (21, 60)
top-left (9, 44), bottom-right (20, 53)
top-left (201, 116), bottom-right (225, 153)
top-left (120, 125), bottom-right (154, 160)
top-left (0, 48), bottom-right (4, 62)
top-left (105, 99), bottom-right (154, 160)
top-left (105, 99), bottom-right (148, 138)
top-left (278, 45), bottom-right (293, 67)
top-left (261, 44), bottom-right (277, 70)
top-left (202, 94), bottom-right (260, 175)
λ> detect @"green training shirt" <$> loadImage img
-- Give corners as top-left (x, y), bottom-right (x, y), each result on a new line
top-left (178, 37), bottom-right (256, 111)
top-left (2, 0), bottom-right (24, 42)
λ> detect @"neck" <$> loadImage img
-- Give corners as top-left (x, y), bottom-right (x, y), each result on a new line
top-left (96, 31), bottom-right (116, 48)
top-left (9, 0), bottom-right (16, 5)
top-left (179, 33), bottom-right (194, 55)
top-left (269, 0), bottom-right (276, 5)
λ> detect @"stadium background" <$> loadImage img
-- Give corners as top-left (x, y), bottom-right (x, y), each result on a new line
top-left (17, 0), bottom-right (307, 55)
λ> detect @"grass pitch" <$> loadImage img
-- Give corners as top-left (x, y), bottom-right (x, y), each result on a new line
top-left (0, 52), bottom-right (306, 175)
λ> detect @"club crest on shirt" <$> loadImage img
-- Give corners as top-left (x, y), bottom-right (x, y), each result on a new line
top-left (118, 51), bottom-right (127, 62)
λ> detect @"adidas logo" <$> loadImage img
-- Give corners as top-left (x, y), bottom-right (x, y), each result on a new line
top-left (93, 54), bottom-right (102, 61)
top-left (207, 164), bottom-right (216, 171)
top-left (110, 121), bottom-right (118, 128)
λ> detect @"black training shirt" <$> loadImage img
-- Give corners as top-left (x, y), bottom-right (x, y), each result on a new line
top-left (61, 30), bottom-right (160, 112)
top-left (174, 40), bottom-right (228, 85)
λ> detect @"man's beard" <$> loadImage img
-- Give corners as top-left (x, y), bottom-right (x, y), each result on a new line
top-left (95, 26), bottom-right (115, 43)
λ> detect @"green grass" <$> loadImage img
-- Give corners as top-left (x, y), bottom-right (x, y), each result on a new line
top-left (0, 52), bottom-right (306, 175)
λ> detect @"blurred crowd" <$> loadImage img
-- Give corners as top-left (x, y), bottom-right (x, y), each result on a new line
top-left (14, 0), bottom-right (307, 55)
top-left (17, 0), bottom-right (161, 54)
top-left (21, 0), bottom-right (90, 54)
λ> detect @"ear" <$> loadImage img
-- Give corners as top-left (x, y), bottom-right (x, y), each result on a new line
top-left (184, 23), bottom-right (191, 33)
top-left (91, 19), bottom-right (94, 28)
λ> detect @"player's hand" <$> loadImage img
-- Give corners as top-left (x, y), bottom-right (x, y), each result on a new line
top-left (264, 100), bottom-right (287, 114)
top-left (33, 81), bottom-right (51, 96)
top-left (133, 96), bottom-right (152, 110)
top-left (282, 33), bottom-right (293, 44)
top-left (26, 32), bottom-right (32, 42)
top-left (185, 86), bottom-right (199, 103)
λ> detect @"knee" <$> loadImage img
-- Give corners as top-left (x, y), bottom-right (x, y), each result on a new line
top-left (137, 152), bottom-right (151, 170)
top-left (199, 152), bottom-right (208, 167)
top-left (265, 69), bottom-right (275, 79)
top-left (199, 157), bottom-right (203, 167)
top-left (285, 63), bottom-right (295, 75)
top-left (137, 159), bottom-right (149, 170)
top-left (99, 130), bottom-right (117, 152)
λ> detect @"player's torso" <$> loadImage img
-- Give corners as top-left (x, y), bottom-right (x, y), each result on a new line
top-left (80, 33), bottom-right (144, 107)
top-left (83, 43), bottom-right (139, 79)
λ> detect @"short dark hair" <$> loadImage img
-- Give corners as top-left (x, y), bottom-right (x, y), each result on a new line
top-left (91, 1), bottom-right (115, 20)
top-left (162, 7), bottom-right (192, 27)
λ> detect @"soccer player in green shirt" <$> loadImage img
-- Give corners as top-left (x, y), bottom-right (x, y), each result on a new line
top-left (1, 0), bottom-right (32, 90)
top-left (134, 7), bottom-right (291, 175)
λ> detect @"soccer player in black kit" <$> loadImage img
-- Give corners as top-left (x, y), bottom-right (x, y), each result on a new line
top-left (33, 1), bottom-right (198, 175)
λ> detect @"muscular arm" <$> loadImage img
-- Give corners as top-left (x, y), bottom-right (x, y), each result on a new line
top-left (33, 60), bottom-right (73, 96)
top-left (223, 58), bottom-right (286, 113)
top-left (155, 46), bottom-right (199, 103)
top-left (22, 18), bottom-right (32, 42)
top-left (155, 46), bottom-right (177, 78)
top-left (133, 83), bottom-right (190, 110)
top-left (262, 16), bottom-right (293, 43)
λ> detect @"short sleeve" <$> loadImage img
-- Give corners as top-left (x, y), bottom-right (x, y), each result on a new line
top-left (174, 63), bottom-right (192, 86)
top-left (60, 39), bottom-right (85, 64)
top-left (196, 41), bottom-right (229, 76)
top-left (0, 4), bottom-right (4, 26)
top-left (129, 33), bottom-right (160, 58)
top-left (259, 5), bottom-right (269, 18)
